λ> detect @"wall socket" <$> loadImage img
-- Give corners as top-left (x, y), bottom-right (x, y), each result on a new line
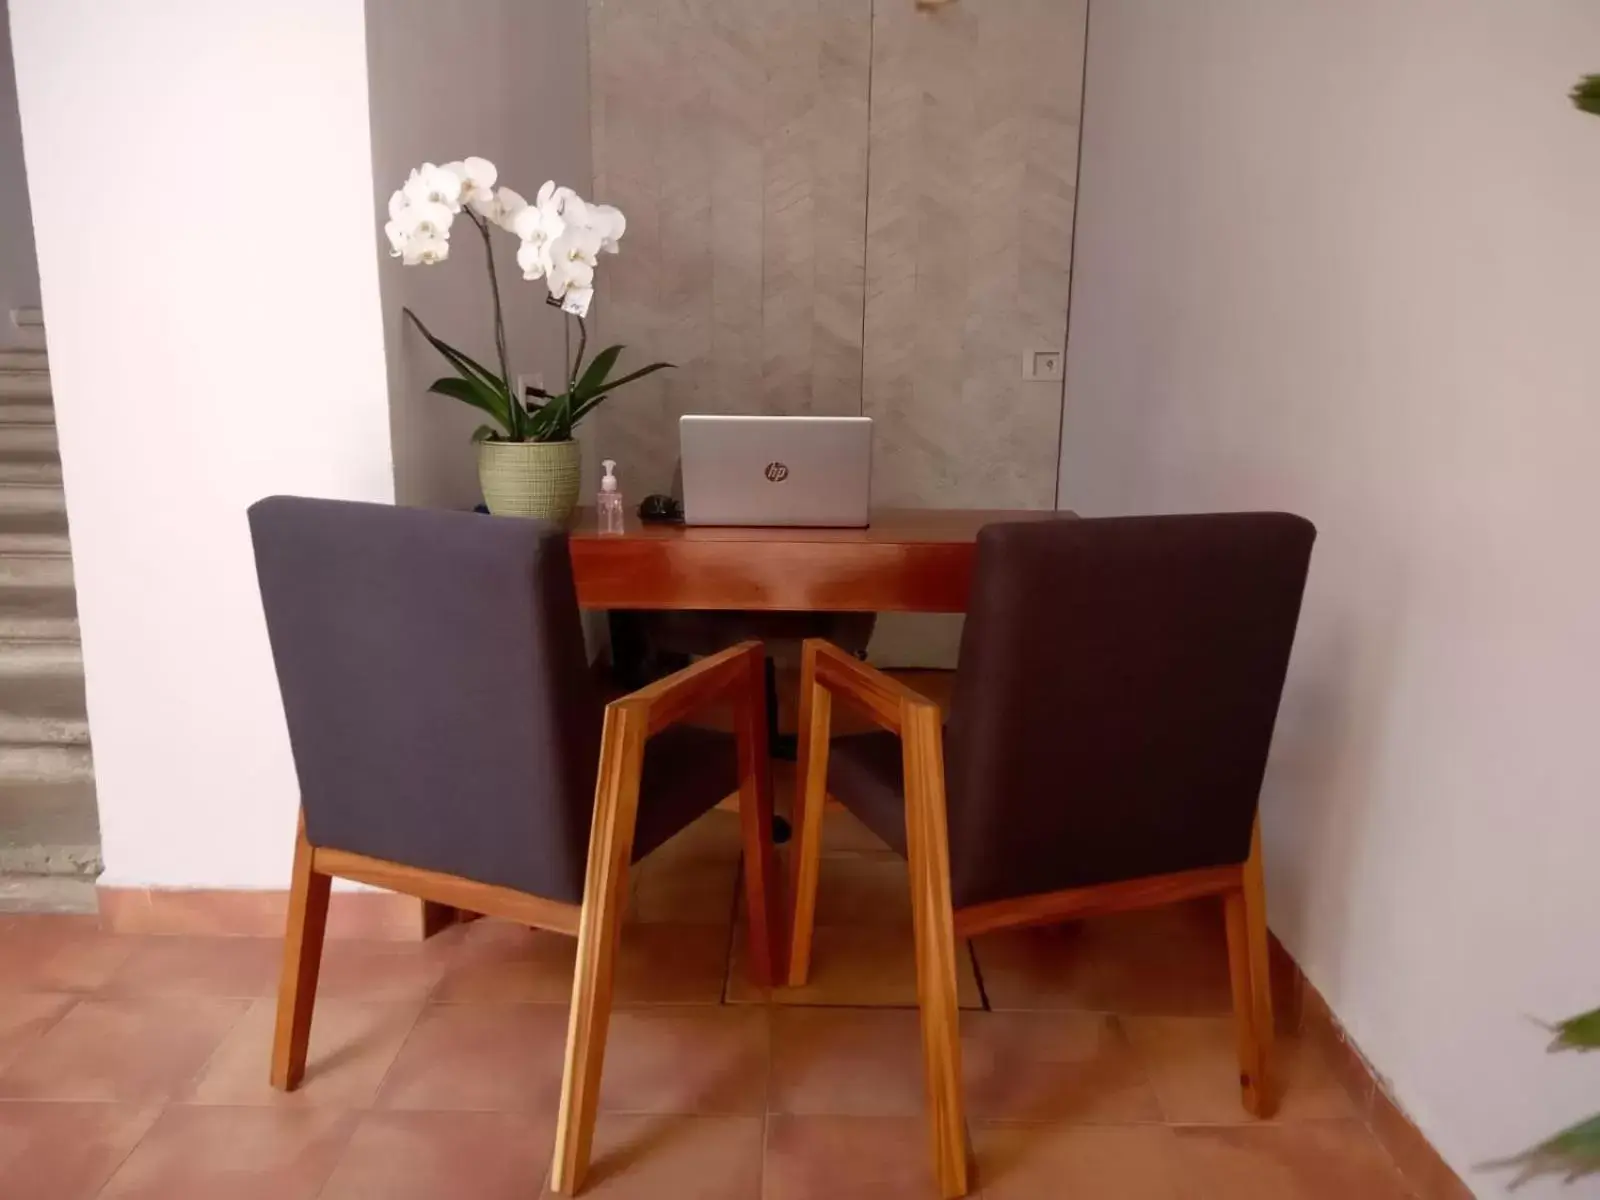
top-left (516, 372), bottom-right (546, 405)
top-left (1022, 349), bottom-right (1064, 382)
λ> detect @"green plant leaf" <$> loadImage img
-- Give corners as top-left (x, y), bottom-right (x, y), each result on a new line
top-left (517, 393), bottom-right (566, 442)
top-left (471, 424), bottom-right (498, 443)
top-left (567, 361), bottom-right (675, 427)
top-left (1548, 1006), bottom-right (1600, 1051)
top-left (426, 376), bottom-right (512, 437)
top-left (584, 359), bottom-right (675, 399)
top-left (403, 309), bottom-right (508, 394)
top-left (403, 308), bottom-right (520, 437)
top-left (572, 344), bottom-right (624, 402)
top-left (1573, 74), bottom-right (1600, 117)
top-left (1488, 1113), bottom-right (1600, 1189)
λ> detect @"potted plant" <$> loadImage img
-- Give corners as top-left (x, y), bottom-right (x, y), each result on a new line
top-left (383, 158), bottom-right (670, 521)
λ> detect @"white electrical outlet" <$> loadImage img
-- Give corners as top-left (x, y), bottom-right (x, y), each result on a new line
top-left (516, 372), bottom-right (546, 404)
top-left (1022, 349), bottom-right (1064, 382)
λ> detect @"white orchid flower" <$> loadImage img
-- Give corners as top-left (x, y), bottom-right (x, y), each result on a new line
top-left (383, 219), bottom-right (406, 255)
top-left (387, 189), bottom-right (407, 221)
top-left (588, 204), bottom-right (626, 253)
top-left (446, 156), bottom-right (498, 207)
top-left (395, 200), bottom-right (454, 241)
top-left (516, 237), bottom-right (553, 281)
top-left (535, 180), bottom-right (580, 214)
top-left (547, 243), bottom-right (596, 298)
top-left (400, 237), bottom-right (449, 266)
top-left (511, 200), bottom-right (566, 281)
top-left (402, 163), bottom-right (466, 212)
top-left (470, 185), bottom-right (527, 230)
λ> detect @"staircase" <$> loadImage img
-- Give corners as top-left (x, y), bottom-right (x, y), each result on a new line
top-left (0, 348), bottom-right (100, 912)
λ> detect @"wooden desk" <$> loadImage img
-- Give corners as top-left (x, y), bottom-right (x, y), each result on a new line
top-left (568, 508), bottom-right (1061, 613)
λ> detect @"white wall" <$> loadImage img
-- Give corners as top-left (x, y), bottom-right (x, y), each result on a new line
top-left (366, 0), bottom-right (592, 510)
top-left (1062, 2), bottom-right (1600, 1194)
top-left (9, 0), bottom-right (393, 888)
top-left (0, 0), bottom-right (40, 343)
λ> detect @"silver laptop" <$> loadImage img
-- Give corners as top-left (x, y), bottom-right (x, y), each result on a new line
top-left (680, 415), bottom-right (872, 527)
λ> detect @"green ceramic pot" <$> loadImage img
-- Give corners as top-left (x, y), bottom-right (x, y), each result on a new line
top-left (476, 438), bottom-right (582, 522)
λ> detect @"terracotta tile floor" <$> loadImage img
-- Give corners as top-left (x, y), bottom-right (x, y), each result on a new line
top-left (0, 799), bottom-right (1426, 1198)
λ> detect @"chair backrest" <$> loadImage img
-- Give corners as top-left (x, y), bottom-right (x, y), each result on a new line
top-left (944, 513), bottom-right (1315, 910)
top-left (249, 496), bottom-right (603, 903)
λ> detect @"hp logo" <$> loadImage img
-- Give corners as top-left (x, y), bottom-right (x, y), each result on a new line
top-left (764, 462), bottom-right (789, 483)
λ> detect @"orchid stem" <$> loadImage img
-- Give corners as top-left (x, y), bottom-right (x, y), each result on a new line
top-left (567, 315), bottom-right (588, 440)
top-left (473, 211), bottom-right (517, 439)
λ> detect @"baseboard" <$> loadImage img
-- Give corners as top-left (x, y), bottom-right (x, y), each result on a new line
top-left (1273, 935), bottom-right (1474, 1200)
top-left (96, 885), bottom-right (442, 941)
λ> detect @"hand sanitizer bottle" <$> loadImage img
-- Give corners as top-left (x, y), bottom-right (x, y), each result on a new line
top-left (598, 459), bottom-right (625, 534)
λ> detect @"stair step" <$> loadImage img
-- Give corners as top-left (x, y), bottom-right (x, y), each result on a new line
top-left (0, 508), bottom-right (69, 538)
top-left (0, 712), bottom-right (89, 746)
top-left (0, 483), bottom-right (65, 514)
top-left (0, 402), bottom-right (54, 426)
top-left (0, 555), bottom-right (73, 589)
top-left (0, 424), bottom-right (57, 456)
top-left (0, 876), bottom-right (99, 914)
top-left (0, 639), bottom-right (82, 675)
top-left (0, 461), bottom-right (62, 486)
top-left (0, 587), bottom-right (79, 641)
top-left (0, 780), bottom-right (101, 878)
top-left (0, 742), bottom-right (93, 783)
top-left (0, 350), bottom-right (47, 371)
top-left (0, 668), bottom-right (88, 725)
top-left (0, 530), bottom-right (70, 556)
top-left (0, 370), bottom-right (50, 401)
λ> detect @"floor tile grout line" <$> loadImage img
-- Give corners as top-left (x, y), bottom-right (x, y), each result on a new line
top-left (357, 997), bottom-right (427, 1114)
top-left (85, 1102), bottom-right (160, 1200)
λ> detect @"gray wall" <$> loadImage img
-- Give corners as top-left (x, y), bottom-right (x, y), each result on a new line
top-left (365, 0), bottom-right (592, 510)
top-left (1061, 2), bottom-right (1600, 1191)
top-left (0, 0), bottom-right (41, 344)
top-left (585, 0), bottom-right (1087, 664)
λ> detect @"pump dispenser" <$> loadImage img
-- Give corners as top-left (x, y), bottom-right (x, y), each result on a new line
top-left (598, 459), bottom-right (625, 534)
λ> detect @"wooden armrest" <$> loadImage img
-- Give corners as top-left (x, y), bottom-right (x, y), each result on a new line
top-left (802, 638), bottom-right (937, 735)
top-left (611, 640), bottom-right (763, 737)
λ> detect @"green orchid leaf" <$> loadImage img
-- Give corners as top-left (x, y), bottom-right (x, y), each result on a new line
top-left (522, 394), bottom-right (566, 440)
top-left (1489, 1113), bottom-right (1600, 1189)
top-left (400, 310), bottom-right (512, 432)
top-left (573, 344), bottom-right (624, 402)
top-left (584, 359), bottom-right (674, 397)
top-left (1573, 74), bottom-right (1600, 117)
top-left (470, 424), bottom-right (498, 443)
top-left (567, 361), bottom-right (675, 428)
top-left (427, 376), bottom-right (512, 436)
top-left (403, 309), bottom-right (509, 396)
top-left (1548, 1006), bottom-right (1600, 1051)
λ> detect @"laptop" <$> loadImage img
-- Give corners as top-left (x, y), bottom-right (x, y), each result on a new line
top-left (679, 415), bottom-right (872, 527)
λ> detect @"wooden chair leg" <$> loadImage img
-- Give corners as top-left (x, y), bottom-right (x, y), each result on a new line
top-left (901, 702), bottom-right (970, 1200)
top-left (787, 639), bottom-right (833, 987)
top-left (551, 703), bottom-right (647, 1196)
top-left (735, 646), bottom-right (783, 988)
top-left (1224, 817), bottom-right (1275, 1117)
top-left (270, 812), bottom-right (330, 1091)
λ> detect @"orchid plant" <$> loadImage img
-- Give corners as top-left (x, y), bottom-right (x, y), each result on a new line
top-left (383, 156), bottom-right (670, 444)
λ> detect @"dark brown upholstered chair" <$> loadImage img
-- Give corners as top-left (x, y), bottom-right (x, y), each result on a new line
top-left (787, 513), bottom-right (1315, 1198)
top-left (249, 497), bottom-right (782, 1195)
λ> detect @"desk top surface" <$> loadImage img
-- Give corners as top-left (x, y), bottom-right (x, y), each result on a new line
top-left (568, 506), bottom-right (1063, 545)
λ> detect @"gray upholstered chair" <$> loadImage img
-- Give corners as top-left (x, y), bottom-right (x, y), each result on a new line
top-left (787, 513), bottom-right (1315, 1198)
top-left (249, 496), bottom-right (782, 1195)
